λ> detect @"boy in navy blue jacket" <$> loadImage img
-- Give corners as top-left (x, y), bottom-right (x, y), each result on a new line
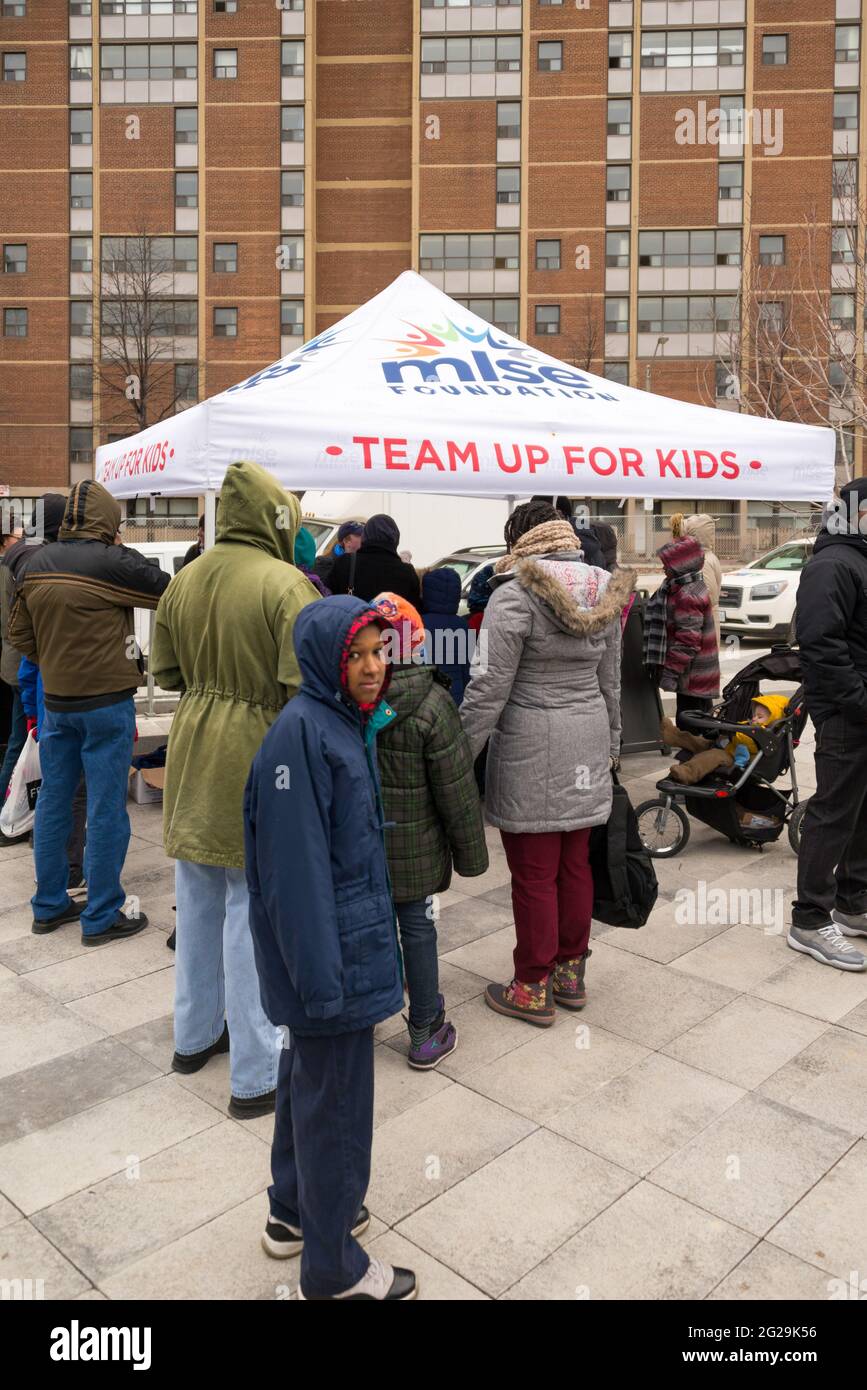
top-left (244, 596), bottom-right (418, 1301)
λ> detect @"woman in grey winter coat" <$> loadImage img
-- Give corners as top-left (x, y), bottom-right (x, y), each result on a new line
top-left (460, 501), bottom-right (635, 1026)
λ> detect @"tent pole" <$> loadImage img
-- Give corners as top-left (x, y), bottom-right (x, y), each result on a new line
top-left (146, 607), bottom-right (155, 717)
top-left (204, 489), bottom-right (217, 550)
top-left (507, 494), bottom-right (516, 515)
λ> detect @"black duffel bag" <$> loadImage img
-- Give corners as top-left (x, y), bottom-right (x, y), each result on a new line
top-left (589, 774), bottom-right (658, 929)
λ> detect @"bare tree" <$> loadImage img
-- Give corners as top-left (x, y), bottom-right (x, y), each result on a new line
top-left (561, 296), bottom-right (602, 373)
top-left (91, 227), bottom-right (201, 436)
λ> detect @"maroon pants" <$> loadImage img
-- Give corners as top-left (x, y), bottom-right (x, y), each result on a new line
top-left (500, 828), bottom-right (593, 984)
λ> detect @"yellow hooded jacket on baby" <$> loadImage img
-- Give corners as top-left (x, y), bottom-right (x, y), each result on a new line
top-left (725, 693), bottom-right (790, 762)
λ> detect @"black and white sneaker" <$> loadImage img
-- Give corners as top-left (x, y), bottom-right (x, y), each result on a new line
top-left (297, 1257), bottom-right (417, 1301)
top-left (67, 873), bottom-right (87, 903)
top-left (262, 1205), bottom-right (371, 1260)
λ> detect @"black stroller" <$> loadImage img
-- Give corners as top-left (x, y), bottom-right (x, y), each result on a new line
top-left (635, 646), bottom-right (809, 857)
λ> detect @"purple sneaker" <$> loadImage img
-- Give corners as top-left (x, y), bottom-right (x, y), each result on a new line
top-left (406, 994), bottom-right (458, 1071)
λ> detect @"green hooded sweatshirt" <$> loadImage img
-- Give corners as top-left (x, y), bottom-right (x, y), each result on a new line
top-left (151, 461), bottom-right (320, 867)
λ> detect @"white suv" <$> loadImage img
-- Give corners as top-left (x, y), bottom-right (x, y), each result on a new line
top-left (720, 538), bottom-right (815, 644)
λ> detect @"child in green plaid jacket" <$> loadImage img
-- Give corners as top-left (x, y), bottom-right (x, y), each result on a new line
top-left (373, 593), bottom-right (489, 1069)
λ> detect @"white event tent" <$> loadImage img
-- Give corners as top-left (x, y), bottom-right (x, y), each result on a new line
top-left (95, 269), bottom-right (836, 534)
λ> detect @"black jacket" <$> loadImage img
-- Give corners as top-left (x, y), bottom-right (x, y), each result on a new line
top-left (328, 543), bottom-right (421, 606)
top-left (796, 531), bottom-right (867, 726)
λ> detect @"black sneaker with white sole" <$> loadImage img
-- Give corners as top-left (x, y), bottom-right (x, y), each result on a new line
top-left (297, 1257), bottom-right (417, 1301)
top-left (81, 911), bottom-right (149, 947)
top-left (262, 1205), bottom-right (371, 1260)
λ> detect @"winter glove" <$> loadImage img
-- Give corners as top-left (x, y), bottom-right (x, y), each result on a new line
top-left (732, 744), bottom-right (750, 770)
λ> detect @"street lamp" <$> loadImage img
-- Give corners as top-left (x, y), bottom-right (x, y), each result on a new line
top-left (644, 335), bottom-right (670, 393)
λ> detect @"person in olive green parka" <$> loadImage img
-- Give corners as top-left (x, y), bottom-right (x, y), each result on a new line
top-left (151, 460), bottom-right (319, 1119)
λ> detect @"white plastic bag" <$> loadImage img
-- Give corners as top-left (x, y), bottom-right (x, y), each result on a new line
top-left (0, 730), bottom-right (42, 838)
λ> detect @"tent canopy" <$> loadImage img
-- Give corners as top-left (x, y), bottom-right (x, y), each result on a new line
top-left (95, 270), bottom-right (835, 503)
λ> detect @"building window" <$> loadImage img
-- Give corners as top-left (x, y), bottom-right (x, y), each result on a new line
top-left (213, 242), bottom-right (237, 273)
top-left (539, 0), bottom-right (564, 6)
top-left (455, 298), bottom-right (519, 336)
top-left (496, 168), bottom-right (520, 204)
top-left (761, 34), bottom-right (788, 66)
top-left (70, 1), bottom-right (91, 13)
top-left (421, 36), bottom-right (522, 75)
top-left (832, 227), bottom-right (856, 264)
top-left (835, 25), bottom-right (860, 63)
top-left (609, 33), bottom-right (632, 69)
top-left (606, 231), bottom-right (630, 268)
top-left (641, 29), bottom-right (744, 69)
top-left (830, 293), bottom-right (856, 329)
top-left (758, 301), bottom-right (784, 332)
top-left (281, 171), bottom-right (304, 207)
top-left (70, 172), bottom-right (93, 208)
top-left (1, 1), bottom-right (27, 14)
top-left (175, 108), bottom-right (197, 144)
top-left (101, 44), bottom-right (196, 81)
top-left (214, 0), bottom-right (237, 10)
top-left (718, 162), bottom-right (743, 200)
top-left (279, 237), bottom-right (304, 270)
top-left (420, 233), bottom-right (519, 271)
top-left (102, 236), bottom-right (196, 274)
top-left (758, 235), bottom-right (785, 267)
top-left (175, 172), bottom-right (198, 207)
top-left (638, 229), bottom-right (741, 267)
top-left (606, 165), bottom-right (630, 202)
top-left (281, 300), bottom-right (303, 337)
top-left (70, 428), bottom-right (92, 466)
top-left (3, 243), bottom-right (26, 274)
top-left (281, 106), bottom-right (304, 141)
top-left (538, 42), bottom-right (562, 73)
top-left (637, 295), bottom-right (737, 334)
top-left (69, 45), bottom-right (92, 80)
top-left (70, 364), bottom-right (92, 400)
top-left (70, 109), bottom-right (92, 145)
top-left (834, 93), bottom-right (859, 130)
top-left (829, 360), bottom-right (849, 392)
top-left (607, 99), bottom-right (631, 136)
top-left (604, 298), bottom-right (629, 334)
top-left (2, 52), bottom-right (26, 81)
top-left (604, 362), bottom-right (628, 385)
top-left (833, 158), bottom-right (857, 196)
top-left (70, 301), bottom-right (92, 337)
top-left (535, 239), bottom-right (561, 271)
top-left (175, 363), bottom-right (197, 401)
top-left (3, 307), bottom-right (27, 337)
top-left (127, 300), bottom-right (196, 337)
top-left (715, 363), bottom-right (733, 399)
top-left (535, 304), bottom-right (560, 335)
top-left (214, 48), bottom-right (237, 78)
top-left (281, 41), bottom-right (303, 76)
top-left (496, 101), bottom-right (520, 140)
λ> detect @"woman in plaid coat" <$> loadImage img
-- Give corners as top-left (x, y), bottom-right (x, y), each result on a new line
top-left (373, 593), bottom-right (489, 1070)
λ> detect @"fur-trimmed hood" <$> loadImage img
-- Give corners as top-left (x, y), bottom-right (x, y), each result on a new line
top-left (494, 554), bottom-right (636, 637)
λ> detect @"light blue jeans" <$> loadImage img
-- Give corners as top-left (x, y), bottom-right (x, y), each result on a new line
top-left (174, 860), bottom-right (280, 1100)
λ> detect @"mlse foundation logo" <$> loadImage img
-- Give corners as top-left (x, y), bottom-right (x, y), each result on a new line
top-left (675, 100), bottom-right (783, 157)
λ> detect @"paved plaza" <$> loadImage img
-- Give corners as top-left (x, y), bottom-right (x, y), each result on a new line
top-left (2, 675), bottom-right (867, 1302)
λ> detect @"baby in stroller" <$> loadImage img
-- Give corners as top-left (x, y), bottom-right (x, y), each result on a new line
top-left (661, 693), bottom-right (791, 787)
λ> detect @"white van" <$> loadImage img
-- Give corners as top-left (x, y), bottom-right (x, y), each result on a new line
top-left (300, 490), bottom-right (511, 569)
top-left (123, 539), bottom-right (190, 662)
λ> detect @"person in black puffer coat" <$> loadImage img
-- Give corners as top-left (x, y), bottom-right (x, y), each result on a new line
top-left (328, 514), bottom-right (421, 606)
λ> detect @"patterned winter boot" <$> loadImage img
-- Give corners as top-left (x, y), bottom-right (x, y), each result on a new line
top-left (485, 976), bottom-right (555, 1027)
top-left (552, 950), bottom-right (592, 1011)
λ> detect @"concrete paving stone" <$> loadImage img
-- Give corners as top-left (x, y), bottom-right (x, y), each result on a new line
top-left (837, 996), bottom-right (867, 1038)
top-left (0, 962), bottom-right (13, 981)
top-left (547, 1053), bottom-right (745, 1177)
top-left (477, 881), bottom-right (513, 910)
top-left (577, 941), bottom-right (737, 1049)
top-left (436, 958), bottom-right (490, 1007)
top-left (449, 855), bottom-right (512, 898)
top-left (0, 905), bottom-right (34, 945)
top-left (758, 1027), bottom-right (867, 1137)
top-left (0, 1218), bottom-right (91, 1301)
top-left (749, 954), bottom-right (867, 1023)
top-left (662, 996), bottom-right (829, 1091)
top-left (167, 1052), bottom-right (233, 1115)
top-left (0, 856), bottom-right (42, 908)
top-left (434, 898), bottom-right (514, 956)
top-left (671, 923), bottom-right (790, 992)
top-left (0, 923), bottom-right (93, 975)
top-left (33, 1120), bottom-right (271, 1283)
top-left (398, 1128), bottom-right (634, 1298)
top-left (502, 1181), bottom-right (753, 1302)
top-left (767, 1140), bottom-right (867, 1279)
top-left (26, 930), bottom-right (175, 1004)
top-left (708, 1243), bottom-right (840, 1301)
top-left (65, 967), bottom-right (176, 1035)
top-left (0, 1074), bottom-right (222, 1215)
top-left (373, 1009), bottom-right (405, 1043)
top-left (0, 1192), bottom-right (20, 1229)
top-left (114, 1013), bottom-right (174, 1073)
top-left (366, 1083), bottom-right (536, 1227)
top-left (440, 923), bottom-right (517, 982)
top-left (372, 1044), bottom-right (452, 1128)
top-left (76, 1289), bottom-right (108, 1300)
top-left (0, 838), bottom-right (34, 864)
top-left (460, 1020), bottom-right (650, 1125)
top-left (364, 1230), bottom-right (491, 1300)
top-left (0, 1037), bottom-right (161, 1146)
top-left (0, 978), bottom-right (106, 1082)
top-left (651, 1093), bottom-right (857, 1238)
top-left (601, 908), bottom-right (731, 965)
top-left (392, 991), bottom-right (560, 1082)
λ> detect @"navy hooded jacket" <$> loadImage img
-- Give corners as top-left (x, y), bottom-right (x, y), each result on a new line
top-left (420, 566), bottom-right (470, 706)
top-left (243, 596), bottom-right (404, 1036)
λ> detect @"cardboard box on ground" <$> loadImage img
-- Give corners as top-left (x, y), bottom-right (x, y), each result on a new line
top-left (128, 766), bottom-right (164, 804)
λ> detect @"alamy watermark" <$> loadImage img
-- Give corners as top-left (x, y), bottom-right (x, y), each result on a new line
top-left (675, 100), bottom-right (783, 158)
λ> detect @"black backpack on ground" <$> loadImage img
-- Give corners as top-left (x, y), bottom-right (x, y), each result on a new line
top-left (589, 775), bottom-right (658, 929)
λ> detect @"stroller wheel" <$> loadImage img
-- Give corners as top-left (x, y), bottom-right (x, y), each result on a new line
top-left (635, 798), bottom-right (690, 858)
top-left (788, 798), bottom-right (809, 855)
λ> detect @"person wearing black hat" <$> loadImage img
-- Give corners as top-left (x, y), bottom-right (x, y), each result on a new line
top-left (790, 477), bottom-right (867, 971)
top-left (181, 514), bottom-right (205, 568)
top-left (313, 519), bottom-right (364, 589)
top-left (328, 514), bottom-right (421, 605)
top-left (532, 494), bottom-right (608, 570)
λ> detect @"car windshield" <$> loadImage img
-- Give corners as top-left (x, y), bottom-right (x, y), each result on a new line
top-left (302, 521), bottom-right (333, 549)
top-left (750, 544), bottom-right (810, 572)
top-left (435, 557), bottom-right (482, 583)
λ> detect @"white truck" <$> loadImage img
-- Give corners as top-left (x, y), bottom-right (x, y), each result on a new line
top-left (300, 489), bottom-right (513, 569)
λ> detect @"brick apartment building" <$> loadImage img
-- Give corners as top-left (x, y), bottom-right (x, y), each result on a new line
top-left (0, 0), bottom-right (862, 553)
